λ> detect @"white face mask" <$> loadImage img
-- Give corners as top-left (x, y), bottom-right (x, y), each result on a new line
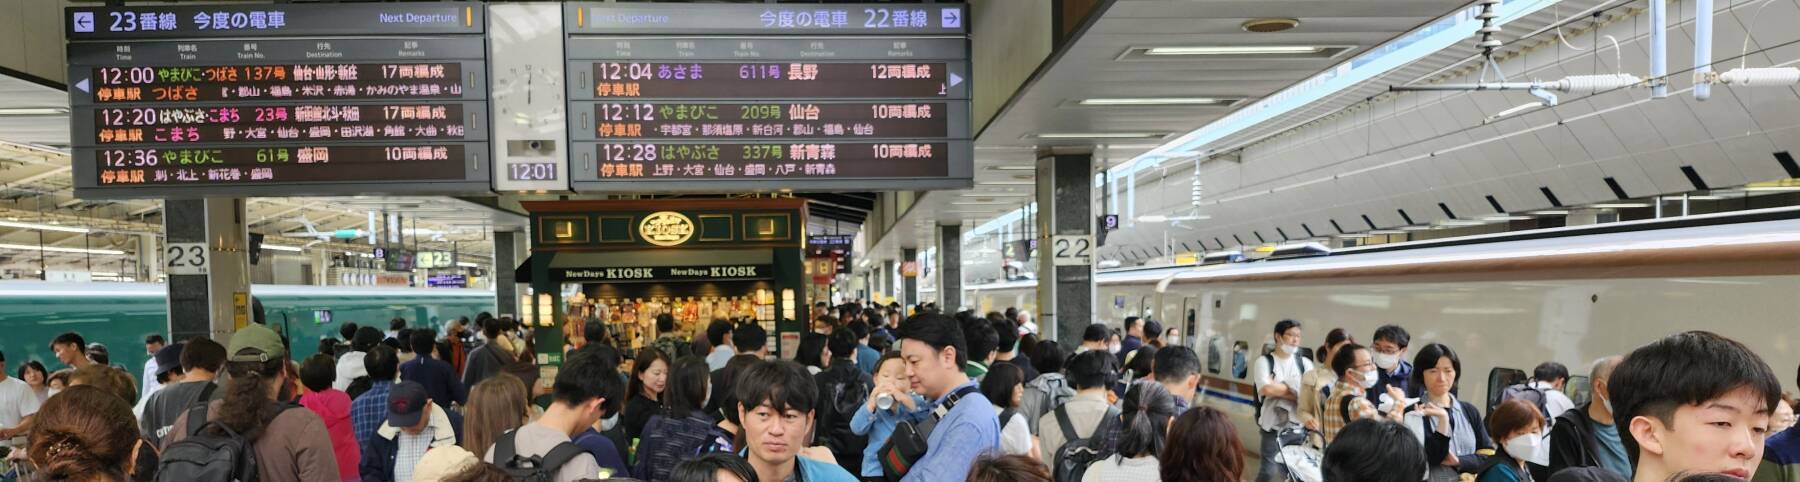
top-left (1372, 351), bottom-right (1401, 370)
top-left (1167, 336), bottom-right (1182, 346)
top-left (1357, 368), bottom-right (1380, 388)
top-left (1504, 432), bottom-right (1543, 461)
top-left (1278, 343), bottom-right (1300, 355)
top-left (600, 413), bottom-right (620, 431)
top-left (1107, 344), bottom-right (1121, 354)
top-left (46, 387), bottom-right (61, 398)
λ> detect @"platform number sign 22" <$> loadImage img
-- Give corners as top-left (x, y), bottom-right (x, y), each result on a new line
top-left (165, 242), bottom-right (210, 275)
top-left (1051, 235), bottom-right (1092, 266)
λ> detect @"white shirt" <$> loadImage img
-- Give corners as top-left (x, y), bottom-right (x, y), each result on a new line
top-left (995, 407), bottom-right (1032, 456)
top-left (1081, 455), bottom-right (1162, 482)
top-left (335, 351), bottom-right (369, 392)
top-left (1530, 380), bottom-right (1576, 419)
top-left (1252, 352), bottom-right (1309, 431)
top-left (0, 377), bottom-right (43, 447)
top-left (142, 357), bottom-right (162, 401)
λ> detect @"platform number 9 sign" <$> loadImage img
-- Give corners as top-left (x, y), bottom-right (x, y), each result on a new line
top-left (165, 242), bottom-right (210, 275)
top-left (1051, 235), bottom-right (1092, 266)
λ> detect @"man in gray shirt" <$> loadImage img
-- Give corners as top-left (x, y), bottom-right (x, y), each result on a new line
top-left (139, 337), bottom-right (226, 446)
top-left (484, 344), bottom-right (622, 482)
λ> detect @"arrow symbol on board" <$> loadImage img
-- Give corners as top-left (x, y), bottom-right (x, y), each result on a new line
top-left (75, 78), bottom-right (90, 93)
top-left (949, 72), bottom-right (963, 87)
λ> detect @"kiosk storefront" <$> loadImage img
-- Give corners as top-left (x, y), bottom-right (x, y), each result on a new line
top-left (519, 198), bottom-right (810, 364)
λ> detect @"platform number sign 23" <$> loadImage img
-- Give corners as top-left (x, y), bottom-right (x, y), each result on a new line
top-left (1051, 235), bottom-right (1093, 266)
top-left (165, 242), bottom-right (210, 275)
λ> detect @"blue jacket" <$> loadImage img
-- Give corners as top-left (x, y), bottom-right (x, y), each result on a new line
top-left (1755, 426), bottom-right (1800, 482)
top-left (855, 344), bottom-right (881, 376)
top-left (359, 406), bottom-right (462, 482)
top-left (735, 449), bottom-right (861, 482)
top-left (849, 394), bottom-right (929, 477)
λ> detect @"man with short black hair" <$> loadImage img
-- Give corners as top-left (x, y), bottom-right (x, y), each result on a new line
top-left (652, 313), bottom-right (686, 359)
top-left (1143, 320), bottom-right (1164, 349)
top-left (142, 334), bottom-right (167, 401)
top-left (962, 319), bottom-right (998, 378)
top-left (1609, 331), bottom-right (1782, 482)
top-left (140, 337), bottom-right (225, 446)
top-left (708, 322), bottom-right (769, 418)
top-left (1370, 324), bottom-right (1414, 399)
top-left (1154, 346), bottom-right (1202, 413)
top-left (894, 314), bottom-right (1000, 482)
top-left (817, 329), bottom-right (872, 475)
top-left (461, 318), bottom-right (513, 388)
top-left (734, 360), bottom-right (860, 482)
top-left (1532, 361), bottom-right (1576, 418)
top-left (1253, 319), bottom-right (1310, 482)
top-left (1037, 350), bottom-right (1117, 462)
top-left (387, 317), bottom-right (406, 340)
top-left (484, 344), bottom-right (624, 482)
top-left (1118, 316), bottom-right (1145, 363)
top-left (400, 330), bottom-right (467, 411)
top-left (337, 326), bottom-right (386, 392)
top-left (704, 319), bottom-right (736, 371)
top-left (353, 344), bottom-right (401, 455)
top-left (846, 320), bottom-right (880, 376)
top-left (989, 319), bottom-right (1038, 384)
top-left (1079, 323), bottom-right (1110, 354)
top-left (50, 332), bottom-right (91, 370)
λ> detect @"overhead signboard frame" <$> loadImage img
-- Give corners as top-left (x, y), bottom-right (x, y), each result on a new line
top-left (65, 3), bottom-right (492, 198)
top-left (563, 2), bottom-right (973, 193)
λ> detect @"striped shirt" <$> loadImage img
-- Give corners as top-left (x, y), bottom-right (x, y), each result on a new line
top-left (1322, 380), bottom-right (1369, 444)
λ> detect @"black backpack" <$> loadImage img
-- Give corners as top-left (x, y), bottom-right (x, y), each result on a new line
top-left (1050, 404), bottom-right (1122, 482)
top-left (494, 428), bottom-right (590, 482)
top-left (1498, 382), bottom-right (1555, 422)
top-left (156, 402), bottom-right (298, 482)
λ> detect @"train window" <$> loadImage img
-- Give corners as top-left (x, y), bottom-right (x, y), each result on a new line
top-left (1207, 334), bottom-right (1224, 375)
top-left (1486, 367), bottom-right (1529, 412)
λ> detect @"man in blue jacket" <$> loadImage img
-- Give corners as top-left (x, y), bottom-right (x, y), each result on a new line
top-left (362, 381), bottom-right (462, 482)
top-left (894, 313), bottom-right (1001, 482)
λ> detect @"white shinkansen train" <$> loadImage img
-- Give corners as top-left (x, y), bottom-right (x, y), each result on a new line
top-left (965, 207), bottom-right (1800, 448)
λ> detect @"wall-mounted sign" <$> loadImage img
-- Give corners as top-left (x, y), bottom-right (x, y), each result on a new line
top-left (900, 260), bottom-right (919, 278)
top-left (639, 211), bottom-right (696, 246)
top-left (427, 274), bottom-right (468, 287)
top-left (416, 251), bottom-right (454, 268)
top-left (554, 264), bottom-right (771, 283)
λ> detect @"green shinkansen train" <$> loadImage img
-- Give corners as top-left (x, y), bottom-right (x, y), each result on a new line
top-left (0, 281), bottom-right (496, 374)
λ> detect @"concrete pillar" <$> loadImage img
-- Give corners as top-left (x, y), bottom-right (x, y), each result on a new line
top-left (901, 248), bottom-right (918, 308)
top-left (164, 198), bottom-right (252, 343)
top-left (882, 259), bottom-right (896, 304)
top-left (494, 231), bottom-right (521, 318)
top-left (938, 224), bottom-right (963, 311)
top-left (1035, 153), bottom-right (1096, 349)
top-left (135, 233), bottom-right (158, 282)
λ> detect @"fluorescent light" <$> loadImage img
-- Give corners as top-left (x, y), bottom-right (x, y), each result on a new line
top-left (1527, 210), bottom-right (1570, 215)
top-left (456, 261), bottom-right (481, 268)
top-left (261, 244), bottom-right (304, 252)
top-left (1742, 186), bottom-right (1800, 192)
top-left (1368, 230), bottom-right (1408, 235)
top-left (1334, 233), bottom-right (1372, 238)
top-left (1079, 98), bottom-right (1226, 106)
top-left (1434, 219), bottom-right (1490, 227)
top-left (1138, 215), bottom-right (1169, 223)
top-left (0, 243), bottom-right (125, 255)
top-left (960, 192), bottom-right (1032, 198)
top-left (0, 220), bottom-right (91, 234)
top-left (91, 271), bottom-right (121, 277)
top-left (1480, 215), bottom-right (1534, 221)
top-left (0, 107), bottom-right (69, 116)
top-left (1144, 46), bottom-right (1323, 56)
top-left (1681, 195), bottom-right (1727, 200)
top-left (1589, 203), bottom-right (1651, 209)
top-left (950, 201), bottom-right (1015, 206)
top-left (1400, 226), bottom-right (1435, 231)
top-left (1030, 132), bottom-right (1166, 139)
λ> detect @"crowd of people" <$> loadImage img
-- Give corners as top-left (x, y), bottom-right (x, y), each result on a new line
top-left (0, 302), bottom-right (1795, 482)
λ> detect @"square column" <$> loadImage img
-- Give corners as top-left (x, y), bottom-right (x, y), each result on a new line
top-left (164, 198), bottom-right (253, 343)
top-left (901, 248), bottom-right (918, 307)
top-left (938, 223), bottom-right (962, 311)
top-left (494, 231), bottom-right (522, 317)
top-left (1035, 153), bottom-right (1096, 348)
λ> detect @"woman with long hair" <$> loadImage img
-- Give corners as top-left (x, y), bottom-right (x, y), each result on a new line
top-left (796, 332), bottom-right (828, 375)
top-left (1160, 406), bottom-right (1246, 482)
top-left (623, 348), bottom-right (672, 441)
top-left (1082, 382), bottom-right (1178, 481)
top-left (634, 357), bottom-right (733, 481)
top-left (979, 362), bottom-right (1037, 459)
top-left (160, 325), bottom-right (337, 482)
top-left (26, 385), bottom-right (141, 481)
top-left (460, 373), bottom-right (531, 456)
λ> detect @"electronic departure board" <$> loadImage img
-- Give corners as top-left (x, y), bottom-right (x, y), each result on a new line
top-left (66, 3), bottom-right (490, 198)
top-left (565, 3), bottom-right (972, 192)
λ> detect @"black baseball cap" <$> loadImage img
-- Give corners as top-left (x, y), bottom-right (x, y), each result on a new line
top-left (154, 343), bottom-right (186, 376)
top-left (387, 381), bottom-right (431, 428)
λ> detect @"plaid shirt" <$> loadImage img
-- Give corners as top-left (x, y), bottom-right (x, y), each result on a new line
top-left (351, 381), bottom-right (394, 452)
top-left (1322, 380), bottom-right (1366, 445)
top-left (394, 426), bottom-right (435, 482)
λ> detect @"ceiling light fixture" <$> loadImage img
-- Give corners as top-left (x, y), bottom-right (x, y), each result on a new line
top-left (959, 192), bottom-right (1031, 197)
top-left (261, 244), bottom-right (304, 252)
top-left (950, 201), bottom-right (1016, 206)
top-left (1588, 203), bottom-right (1651, 209)
top-left (1434, 219), bottom-right (1490, 227)
top-left (1742, 186), bottom-right (1800, 192)
top-left (0, 243), bottom-right (125, 255)
top-left (0, 107), bottom-right (70, 116)
top-left (0, 220), bottom-right (92, 234)
top-left (1144, 45), bottom-right (1324, 56)
top-left (457, 261), bottom-right (481, 268)
top-left (1241, 18), bottom-right (1301, 33)
top-left (1078, 98), bottom-right (1229, 106)
top-left (1029, 132), bottom-right (1167, 139)
top-left (1480, 215), bottom-right (1534, 221)
top-left (988, 165), bottom-right (1035, 171)
top-left (1527, 210), bottom-right (1570, 216)
top-left (1368, 230), bottom-right (1409, 235)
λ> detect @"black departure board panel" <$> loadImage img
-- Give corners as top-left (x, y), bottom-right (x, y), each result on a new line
top-left (565, 3), bottom-right (972, 192)
top-left (66, 4), bottom-right (489, 198)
